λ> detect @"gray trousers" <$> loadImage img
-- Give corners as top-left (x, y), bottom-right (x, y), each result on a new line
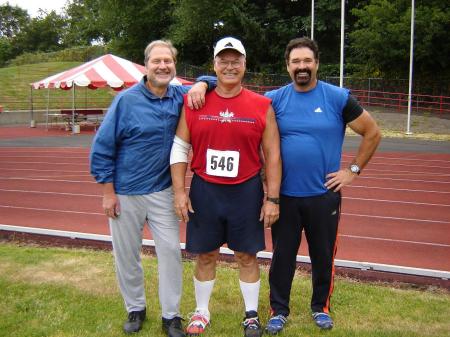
top-left (109, 187), bottom-right (182, 319)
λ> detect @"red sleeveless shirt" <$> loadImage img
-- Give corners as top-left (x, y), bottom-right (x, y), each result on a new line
top-left (185, 88), bottom-right (271, 184)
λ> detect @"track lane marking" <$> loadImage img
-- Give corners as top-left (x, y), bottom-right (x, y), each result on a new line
top-left (0, 209), bottom-right (448, 249)
top-left (0, 189), bottom-right (100, 197)
top-left (0, 177), bottom-right (95, 183)
top-left (343, 196), bottom-right (450, 207)
top-left (1, 189), bottom-right (448, 207)
top-left (342, 212), bottom-right (450, 224)
top-left (340, 234), bottom-right (450, 247)
top-left (348, 185), bottom-right (450, 194)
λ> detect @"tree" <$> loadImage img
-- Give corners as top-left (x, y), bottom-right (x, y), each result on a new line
top-left (0, 3), bottom-right (29, 38)
top-left (12, 11), bottom-right (67, 54)
top-left (62, 0), bottom-right (103, 46)
top-left (0, 37), bottom-right (14, 66)
top-left (90, 0), bottom-right (175, 63)
top-left (168, 0), bottom-right (310, 72)
top-left (349, 0), bottom-right (450, 80)
top-left (0, 3), bottom-right (30, 65)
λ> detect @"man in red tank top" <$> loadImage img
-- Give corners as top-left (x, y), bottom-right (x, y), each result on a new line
top-left (170, 37), bottom-right (281, 337)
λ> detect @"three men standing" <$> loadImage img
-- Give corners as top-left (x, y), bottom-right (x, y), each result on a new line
top-left (91, 35), bottom-right (380, 336)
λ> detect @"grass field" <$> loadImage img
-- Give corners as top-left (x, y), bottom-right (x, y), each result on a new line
top-left (0, 242), bottom-right (449, 337)
top-left (0, 62), bottom-right (114, 111)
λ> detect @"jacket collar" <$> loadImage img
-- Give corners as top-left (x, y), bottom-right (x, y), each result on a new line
top-left (139, 76), bottom-right (175, 99)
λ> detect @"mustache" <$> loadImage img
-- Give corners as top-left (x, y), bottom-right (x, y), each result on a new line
top-left (294, 69), bottom-right (311, 77)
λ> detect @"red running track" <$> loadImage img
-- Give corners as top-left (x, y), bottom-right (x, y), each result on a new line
top-left (0, 145), bottom-right (449, 275)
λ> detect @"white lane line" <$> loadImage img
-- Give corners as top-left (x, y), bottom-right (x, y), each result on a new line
top-left (0, 205), bottom-right (103, 215)
top-left (359, 171), bottom-right (450, 177)
top-left (0, 149), bottom-right (89, 154)
top-left (0, 161), bottom-right (88, 165)
top-left (342, 160), bottom-right (450, 170)
top-left (0, 176), bottom-right (447, 196)
top-left (348, 185), bottom-right (450, 194)
top-left (0, 177), bottom-right (94, 183)
top-left (2, 163), bottom-right (448, 177)
top-left (343, 196), bottom-right (450, 207)
top-left (0, 189), bottom-right (100, 197)
top-left (29, 175), bottom-right (93, 179)
top-left (360, 176), bottom-right (450, 184)
top-left (1, 153), bottom-right (448, 162)
top-left (340, 234), bottom-right (450, 248)
top-left (0, 155), bottom-right (88, 159)
top-left (1, 204), bottom-right (449, 226)
top-left (0, 168), bottom-right (86, 173)
top-left (342, 154), bottom-right (450, 164)
top-left (342, 212), bottom-right (450, 224)
top-left (1, 189), bottom-right (447, 208)
top-left (0, 214), bottom-right (446, 249)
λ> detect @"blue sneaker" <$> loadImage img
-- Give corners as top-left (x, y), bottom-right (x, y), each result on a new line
top-left (265, 314), bottom-right (287, 335)
top-left (312, 312), bottom-right (333, 330)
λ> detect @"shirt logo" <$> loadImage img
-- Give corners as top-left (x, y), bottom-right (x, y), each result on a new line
top-left (219, 109), bottom-right (234, 123)
top-left (314, 107), bottom-right (323, 113)
top-left (199, 109), bottom-right (256, 124)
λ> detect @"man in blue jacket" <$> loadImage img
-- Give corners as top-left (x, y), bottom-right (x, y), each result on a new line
top-left (90, 40), bottom-right (212, 337)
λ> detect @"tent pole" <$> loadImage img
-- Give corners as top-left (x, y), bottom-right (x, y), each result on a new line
top-left (72, 85), bottom-right (76, 134)
top-left (30, 86), bottom-right (35, 128)
top-left (45, 88), bottom-right (50, 130)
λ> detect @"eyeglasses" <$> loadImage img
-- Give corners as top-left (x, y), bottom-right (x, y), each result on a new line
top-left (216, 60), bottom-right (244, 69)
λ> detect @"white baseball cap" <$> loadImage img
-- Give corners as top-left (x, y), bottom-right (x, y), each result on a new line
top-left (213, 37), bottom-right (246, 58)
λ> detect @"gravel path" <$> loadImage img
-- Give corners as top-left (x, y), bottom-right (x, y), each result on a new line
top-left (370, 108), bottom-right (450, 136)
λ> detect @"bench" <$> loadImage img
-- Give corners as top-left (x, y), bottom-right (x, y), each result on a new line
top-left (59, 109), bottom-right (105, 131)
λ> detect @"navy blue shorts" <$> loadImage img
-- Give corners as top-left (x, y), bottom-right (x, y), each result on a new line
top-left (186, 174), bottom-right (265, 254)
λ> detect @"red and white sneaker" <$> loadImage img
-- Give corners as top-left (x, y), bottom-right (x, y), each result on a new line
top-left (186, 310), bottom-right (210, 336)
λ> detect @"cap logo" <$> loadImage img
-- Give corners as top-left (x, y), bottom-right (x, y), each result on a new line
top-left (224, 42), bottom-right (233, 47)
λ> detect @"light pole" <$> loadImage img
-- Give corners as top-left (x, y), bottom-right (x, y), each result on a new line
top-left (406, 0), bottom-right (415, 135)
top-left (311, 0), bottom-right (315, 40)
top-left (339, 0), bottom-right (345, 88)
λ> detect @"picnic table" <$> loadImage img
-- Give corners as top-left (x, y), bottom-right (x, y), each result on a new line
top-left (47, 109), bottom-right (105, 131)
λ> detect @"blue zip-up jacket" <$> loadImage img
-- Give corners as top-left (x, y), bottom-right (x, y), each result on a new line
top-left (90, 77), bottom-right (191, 195)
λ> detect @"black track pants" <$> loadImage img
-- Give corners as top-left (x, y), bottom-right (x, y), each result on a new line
top-left (269, 190), bottom-right (341, 315)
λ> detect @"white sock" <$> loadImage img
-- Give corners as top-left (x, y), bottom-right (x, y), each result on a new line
top-left (194, 276), bottom-right (215, 319)
top-left (239, 279), bottom-right (260, 313)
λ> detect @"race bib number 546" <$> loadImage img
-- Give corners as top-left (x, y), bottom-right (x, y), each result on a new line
top-left (206, 149), bottom-right (239, 178)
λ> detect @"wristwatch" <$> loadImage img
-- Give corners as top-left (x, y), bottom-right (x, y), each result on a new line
top-left (349, 164), bottom-right (361, 175)
top-left (267, 197), bottom-right (280, 205)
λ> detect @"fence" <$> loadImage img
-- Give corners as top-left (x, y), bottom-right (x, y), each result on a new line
top-left (1, 72), bottom-right (449, 116)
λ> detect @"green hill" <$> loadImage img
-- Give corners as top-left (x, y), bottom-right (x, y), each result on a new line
top-left (0, 62), bottom-right (115, 111)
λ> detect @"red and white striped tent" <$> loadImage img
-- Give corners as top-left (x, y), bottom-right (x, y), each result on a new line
top-left (30, 54), bottom-right (192, 131)
top-left (31, 53), bottom-right (192, 90)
